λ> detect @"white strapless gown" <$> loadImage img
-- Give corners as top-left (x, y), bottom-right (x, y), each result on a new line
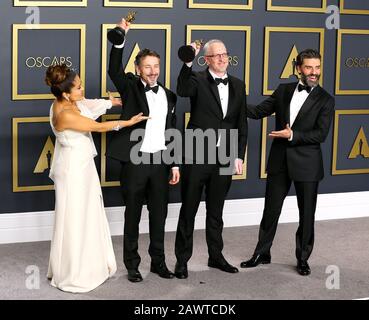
top-left (47, 99), bottom-right (117, 293)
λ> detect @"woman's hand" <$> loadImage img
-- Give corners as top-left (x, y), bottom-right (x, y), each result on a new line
top-left (127, 112), bottom-right (150, 126)
top-left (108, 91), bottom-right (122, 107)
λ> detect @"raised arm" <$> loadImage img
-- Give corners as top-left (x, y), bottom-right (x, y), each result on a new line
top-left (177, 64), bottom-right (199, 97)
top-left (108, 18), bottom-right (131, 91)
top-left (108, 47), bottom-right (126, 91)
top-left (177, 43), bottom-right (201, 97)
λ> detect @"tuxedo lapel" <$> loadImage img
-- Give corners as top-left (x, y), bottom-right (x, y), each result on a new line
top-left (225, 77), bottom-right (236, 119)
top-left (285, 82), bottom-right (297, 126)
top-left (137, 79), bottom-right (150, 115)
top-left (158, 82), bottom-right (174, 114)
top-left (292, 85), bottom-right (323, 128)
top-left (206, 70), bottom-right (224, 119)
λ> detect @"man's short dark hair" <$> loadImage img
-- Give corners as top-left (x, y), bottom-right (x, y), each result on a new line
top-left (296, 49), bottom-right (321, 67)
top-left (135, 48), bottom-right (160, 66)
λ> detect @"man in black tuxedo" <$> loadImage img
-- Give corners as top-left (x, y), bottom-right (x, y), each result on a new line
top-left (174, 40), bottom-right (248, 279)
top-left (106, 19), bottom-right (180, 282)
top-left (241, 49), bottom-right (335, 275)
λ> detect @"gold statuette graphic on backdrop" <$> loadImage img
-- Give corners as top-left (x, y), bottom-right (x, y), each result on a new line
top-left (280, 45), bottom-right (299, 79)
top-left (107, 11), bottom-right (137, 46)
top-left (34, 136), bottom-right (55, 173)
top-left (348, 127), bottom-right (369, 159)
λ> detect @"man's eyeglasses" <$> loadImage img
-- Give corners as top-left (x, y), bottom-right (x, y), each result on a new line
top-left (205, 53), bottom-right (229, 59)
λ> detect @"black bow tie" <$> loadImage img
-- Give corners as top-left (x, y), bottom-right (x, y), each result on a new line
top-left (145, 84), bottom-right (159, 94)
top-left (298, 83), bottom-right (312, 93)
top-left (214, 78), bottom-right (229, 86)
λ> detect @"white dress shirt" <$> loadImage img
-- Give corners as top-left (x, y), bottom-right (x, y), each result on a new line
top-left (208, 69), bottom-right (229, 119)
top-left (288, 81), bottom-right (315, 141)
top-left (139, 80), bottom-right (168, 153)
top-left (208, 69), bottom-right (229, 147)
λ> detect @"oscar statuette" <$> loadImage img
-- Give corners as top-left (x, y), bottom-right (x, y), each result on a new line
top-left (107, 11), bottom-right (137, 45)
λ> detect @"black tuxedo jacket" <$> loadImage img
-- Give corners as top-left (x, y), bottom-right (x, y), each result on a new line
top-left (177, 64), bottom-right (248, 163)
top-left (247, 82), bottom-right (335, 181)
top-left (106, 46), bottom-right (177, 163)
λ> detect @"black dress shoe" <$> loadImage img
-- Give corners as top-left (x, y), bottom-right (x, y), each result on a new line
top-left (150, 262), bottom-right (175, 279)
top-left (296, 260), bottom-right (311, 276)
top-left (127, 269), bottom-right (143, 283)
top-left (240, 253), bottom-right (271, 268)
top-left (174, 262), bottom-right (188, 279)
top-left (208, 259), bottom-right (239, 273)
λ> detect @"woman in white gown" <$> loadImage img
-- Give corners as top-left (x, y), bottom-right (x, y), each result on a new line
top-left (45, 64), bottom-right (148, 293)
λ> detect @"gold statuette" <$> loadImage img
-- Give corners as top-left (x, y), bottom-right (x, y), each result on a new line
top-left (194, 39), bottom-right (204, 49)
top-left (125, 11), bottom-right (137, 23)
top-left (108, 11), bottom-right (137, 45)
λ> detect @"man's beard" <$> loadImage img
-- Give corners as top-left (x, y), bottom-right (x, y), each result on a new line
top-left (301, 73), bottom-right (320, 87)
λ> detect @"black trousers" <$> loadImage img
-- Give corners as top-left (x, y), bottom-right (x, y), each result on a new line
top-left (254, 168), bottom-right (319, 262)
top-left (175, 163), bottom-right (233, 264)
top-left (120, 158), bottom-right (170, 270)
